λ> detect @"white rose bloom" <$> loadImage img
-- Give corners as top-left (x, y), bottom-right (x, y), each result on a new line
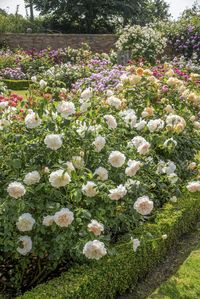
top-left (186, 181), bottom-right (200, 192)
top-left (17, 236), bottom-right (32, 256)
top-left (0, 101), bottom-right (9, 109)
top-left (31, 76), bottom-right (37, 83)
top-left (120, 109), bottom-right (137, 128)
top-left (135, 120), bottom-right (147, 131)
top-left (134, 196), bottom-right (154, 215)
top-left (23, 171), bottom-right (41, 185)
top-left (108, 151), bottom-right (126, 168)
top-left (131, 238), bottom-right (140, 252)
top-left (107, 96), bottom-right (122, 109)
top-left (82, 181), bottom-right (98, 197)
top-left (93, 136), bottom-right (106, 152)
top-left (42, 215), bottom-right (54, 226)
top-left (16, 213), bottom-right (35, 232)
top-left (80, 88), bottom-right (93, 101)
top-left (163, 161), bottom-right (176, 175)
top-left (72, 156), bottom-right (84, 169)
top-left (94, 167), bottom-right (108, 181)
top-left (147, 119), bottom-right (164, 132)
top-left (39, 79), bottom-right (47, 89)
top-left (7, 182), bottom-right (26, 199)
top-left (104, 115), bottom-right (117, 129)
top-left (49, 169), bottom-right (71, 188)
top-left (44, 134), bottom-right (62, 151)
top-left (57, 101), bottom-right (76, 118)
top-left (25, 112), bottom-right (41, 129)
top-left (109, 184), bottom-right (127, 200)
top-left (87, 219), bottom-right (104, 236)
top-left (54, 208), bottom-right (74, 227)
top-left (137, 141), bottom-right (151, 155)
top-left (83, 240), bottom-right (107, 260)
top-left (166, 114), bottom-right (186, 131)
top-left (131, 136), bottom-right (146, 148)
top-left (194, 121), bottom-right (200, 129)
top-left (125, 160), bottom-right (142, 177)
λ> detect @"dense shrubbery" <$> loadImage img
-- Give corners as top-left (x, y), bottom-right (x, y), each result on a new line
top-left (1, 58), bottom-right (200, 295)
top-left (0, 14), bottom-right (44, 33)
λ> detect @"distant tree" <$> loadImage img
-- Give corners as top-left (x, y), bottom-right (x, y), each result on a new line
top-left (0, 8), bottom-right (7, 15)
top-left (181, 1), bottom-right (200, 18)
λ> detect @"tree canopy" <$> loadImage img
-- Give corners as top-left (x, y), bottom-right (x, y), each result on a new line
top-left (31, 0), bottom-right (170, 33)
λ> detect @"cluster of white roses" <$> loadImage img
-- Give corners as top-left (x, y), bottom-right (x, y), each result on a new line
top-left (3, 64), bottom-right (200, 263)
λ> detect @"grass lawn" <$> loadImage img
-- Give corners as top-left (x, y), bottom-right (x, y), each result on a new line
top-left (148, 242), bottom-right (200, 299)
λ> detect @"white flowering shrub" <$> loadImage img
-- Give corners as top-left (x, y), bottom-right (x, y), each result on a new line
top-left (1, 64), bottom-right (200, 293)
top-left (116, 25), bottom-right (167, 63)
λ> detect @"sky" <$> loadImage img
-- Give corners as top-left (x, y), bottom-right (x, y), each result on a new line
top-left (0, 0), bottom-right (199, 19)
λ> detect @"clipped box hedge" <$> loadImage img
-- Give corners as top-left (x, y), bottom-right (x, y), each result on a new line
top-left (2, 79), bottom-right (31, 90)
top-left (17, 193), bottom-right (200, 299)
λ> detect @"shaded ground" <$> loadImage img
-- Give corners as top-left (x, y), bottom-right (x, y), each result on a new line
top-left (118, 222), bottom-right (200, 299)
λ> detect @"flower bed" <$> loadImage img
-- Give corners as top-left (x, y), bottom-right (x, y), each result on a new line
top-left (17, 193), bottom-right (200, 299)
top-left (1, 62), bottom-right (200, 297)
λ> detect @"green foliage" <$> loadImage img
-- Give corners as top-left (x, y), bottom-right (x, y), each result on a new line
top-left (2, 79), bottom-right (31, 90)
top-left (17, 194), bottom-right (200, 299)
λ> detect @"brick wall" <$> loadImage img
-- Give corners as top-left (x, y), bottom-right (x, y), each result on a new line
top-left (0, 33), bottom-right (117, 52)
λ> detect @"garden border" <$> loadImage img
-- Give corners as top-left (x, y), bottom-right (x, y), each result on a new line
top-left (2, 79), bottom-right (31, 90)
top-left (17, 193), bottom-right (200, 299)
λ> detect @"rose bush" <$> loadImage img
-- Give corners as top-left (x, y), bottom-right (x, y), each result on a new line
top-left (0, 62), bottom-right (200, 295)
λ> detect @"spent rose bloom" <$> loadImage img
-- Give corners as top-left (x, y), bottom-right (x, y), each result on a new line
top-left (7, 182), bottom-right (26, 199)
top-left (17, 236), bottom-right (32, 255)
top-left (93, 136), bottom-right (106, 152)
top-left (104, 115), bottom-right (117, 129)
top-left (108, 151), bottom-right (126, 168)
top-left (135, 120), bottom-right (147, 131)
top-left (82, 181), bottom-right (98, 197)
top-left (186, 181), bottom-right (200, 192)
top-left (87, 220), bottom-right (104, 236)
top-left (16, 213), bottom-right (35, 232)
top-left (49, 169), bottom-right (71, 188)
top-left (25, 112), bottom-right (41, 129)
top-left (94, 167), bottom-right (108, 181)
top-left (54, 208), bottom-right (74, 227)
top-left (44, 134), bottom-right (63, 151)
top-left (83, 240), bottom-right (107, 260)
top-left (134, 196), bottom-right (154, 215)
top-left (125, 160), bottom-right (142, 177)
top-left (23, 171), bottom-right (41, 185)
top-left (57, 101), bottom-right (76, 118)
top-left (109, 184), bottom-right (127, 200)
